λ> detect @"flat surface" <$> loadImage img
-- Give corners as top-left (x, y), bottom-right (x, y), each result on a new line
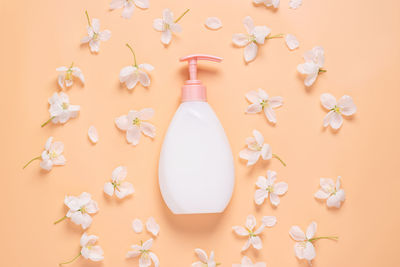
top-left (1, 0), bottom-right (399, 266)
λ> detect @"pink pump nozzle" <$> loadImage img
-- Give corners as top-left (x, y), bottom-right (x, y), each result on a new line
top-left (180, 54), bottom-right (222, 102)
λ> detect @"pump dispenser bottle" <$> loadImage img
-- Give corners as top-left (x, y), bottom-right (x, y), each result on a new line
top-left (158, 54), bottom-right (235, 214)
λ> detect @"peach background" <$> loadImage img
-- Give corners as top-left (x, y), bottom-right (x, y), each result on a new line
top-left (1, 0), bottom-right (400, 266)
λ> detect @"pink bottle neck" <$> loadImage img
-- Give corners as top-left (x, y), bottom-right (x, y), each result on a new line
top-left (181, 80), bottom-right (207, 102)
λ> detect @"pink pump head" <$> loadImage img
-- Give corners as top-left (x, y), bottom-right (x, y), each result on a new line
top-left (180, 54), bottom-right (223, 102)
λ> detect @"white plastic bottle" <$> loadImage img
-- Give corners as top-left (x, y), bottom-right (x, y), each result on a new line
top-left (159, 54), bottom-right (235, 214)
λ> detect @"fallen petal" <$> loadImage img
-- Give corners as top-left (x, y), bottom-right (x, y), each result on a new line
top-left (285, 34), bottom-right (299, 50)
top-left (205, 17), bottom-right (222, 30)
top-left (132, 218), bottom-right (143, 233)
top-left (88, 125), bottom-right (99, 144)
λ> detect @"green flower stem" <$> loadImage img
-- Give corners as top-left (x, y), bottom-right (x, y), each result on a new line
top-left (54, 215), bottom-right (67, 225)
top-left (41, 116), bottom-right (55, 127)
top-left (174, 8), bottom-right (190, 23)
top-left (59, 252), bottom-right (81, 266)
top-left (69, 62), bottom-right (74, 69)
top-left (22, 156), bottom-right (41, 169)
top-left (272, 153), bottom-right (287, 167)
top-left (319, 68), bottom-right (327, 73)
top-left (85, 10), bottom-right (91, 26)
top-left (126, 43), bottom-right (137, 67)
top-left (266, 34), bottom-right (284, 39)
top-left (309, 236), bottom-right (338, 242)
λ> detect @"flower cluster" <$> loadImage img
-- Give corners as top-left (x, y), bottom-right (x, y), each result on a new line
top-left (81, 11), bottom-right (111, 53)
top-left (59, 233), bottom-right (104, 265)
top-left (104, 166), bottom-right (135, 199)
top-left (23, 137), bottom-right (66, 171)
top-left (110, 0), bottom-right (149, 19)
top-left (297, 46), bottom-right (326, 87)
top-left (289, 222), bottom-right (338, 264)
top-left (115, 108), bottom-right (156, 146)
top-left (192, 249), bottom-right (219, 267)
top-left (232, 16), bottom-right (283, 63)
top-left (56, 63), bottom-right (85, 89)
top-left (254, 170), bottom-right (288, 206)
top-left (245, 88), bottom-right (283, 124)
top-left (24, 0), bottom-right (355, 266)
top-left (239, 130), bottom-right (286, 166)
top-left (232, 214), bottom-right (276, 251)
top-left (153, 8), bottom-right (190, 45)
top-left (126, 239), bottom-right (159, 267)
top-left (54, 192), bottom-right (99, 229)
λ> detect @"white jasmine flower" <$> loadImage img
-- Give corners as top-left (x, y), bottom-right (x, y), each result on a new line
top-left (232, 16), bottom-right (282, 63)
top-left (233, 256), bottom-right (266, 267)
top-left (54, 192), bottom-right (99, 230)
top-left (146, 217), bottom-right (160, 237)
top-left (81, 11), bottom-right (111, 53)
top-left (320, 93), bottom-right (356, 129)
top-left (40, 137), bottom-right (66, 171)
top-left (80, 233), bottom-right (104, 261)
top-left (104, 166), bottom-right (134, 199)
top-left (120, 44), bottom-right (154, 90)
top-left (289, 222), bottom-right (338, 265)
top-left (239, 130), bottom-right (271, 166)
top-left (285, 34), bottom-right (299, 50)
top-left (23, 137), bottom-right (66, 171)
top-left (255, 170), bottom-right (288, 206)
top-left (132, 218), bottom-right (143, 233)
top-left (253, 0), bottom-right (280, 9)
top-left (153, 8), bottom-right (190, 45)
top-left (56, 63), bottom-right (85, 89)
top-left (115, 108), bottom-right (156, 146)
top-left (232, 215), bottom-right (274, 251)
top-left (110, 0), bottom-right (149, 19)
top-left (239, 130), bottom-right (286, 166)
top-left (297, 46), bottom-right (326, 87)
top-left (262, 215), bottom-right (277, 227)
top-left (289, 0), bottom-right (302, 9)
top-left (88, 126), bottom-right (99, 144)
top-left (47, 92), bottom-right (80, 125)
top-left (289, 222), bottom-right (317, 265)
top-left (126, 239), bottom-right (159, 267)
top-left (232, 16), bottom-right (269, 63)
top-left (245, 88), bottom-right (283, 123)
top-left (192, 248), bottom-right (218, 267)
top-left (59, 232), bottom-right (104, 265)
top-left (120, 63), bottom-right (154, 89)
top-left (205, 17), bottom-right (222, 30)
top-left (315, 176), bottom-right (345, 208)
top-left (41, 92), bottom-right (80, 127)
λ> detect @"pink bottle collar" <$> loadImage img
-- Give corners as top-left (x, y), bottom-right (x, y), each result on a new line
top-left (180, 54), bottom-right (223, 102)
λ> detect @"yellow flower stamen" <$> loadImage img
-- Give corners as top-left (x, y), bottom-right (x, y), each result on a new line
top-left (261, 100), bottom-right (268, 109)
top-left (49, 150), bottom-right (58, 159)
top-left (332, 105), bottom-right (341, 114)
top-left (133, 117), bottom-right (141, 126)
top-left (62, 102), bottom-right (69, 110)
